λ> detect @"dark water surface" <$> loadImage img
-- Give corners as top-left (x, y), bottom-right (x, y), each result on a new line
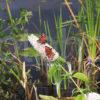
top-left (0, 0), bottom-right (80, 33)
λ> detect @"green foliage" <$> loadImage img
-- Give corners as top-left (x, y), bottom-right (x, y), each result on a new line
top-left (73, 72), bottom-right (90, 83)
top-left (42, 9), bottom-right (72, 59)
top-left (75, 94), bottom-right (85, 100)
top-left (20, 47), bottom-right (39, 57)
top-left (48, 57), bottom-right (72, 97)
top-left (18, 9), bottom-right (32, 25)
top-left (44, 21), bottom-right (53, 45)
top-left (0, 2), bottom-right (33, 98)
top-left (48, 63), bottom-right (63, 97)
top-left (78, 0), bottom-right (100, 61)
top-left (0, 59), bottom-right (25, 99)
top-left (5, 0), bottom-right (32, 35)
top-left (39, 95), bottom-right (57, 100)
top-left (54, 10), bottom-right (63, 56)
top-left (85, 0), bottom-right (96, 61)
top-left (13, 33), bottom-right (29, 41)
top-left (73, 88), bottom-right (90, 96)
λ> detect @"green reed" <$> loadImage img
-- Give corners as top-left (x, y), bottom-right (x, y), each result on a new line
top-left (85, 0), bottom-right (100, 61)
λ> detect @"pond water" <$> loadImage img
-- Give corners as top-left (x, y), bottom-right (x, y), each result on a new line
top-left (0, 0), bottom-right (80, 33)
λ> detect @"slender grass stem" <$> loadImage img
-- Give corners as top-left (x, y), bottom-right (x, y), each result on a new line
top-left (6, 0), bottom-right (13, 26)
top-left (61, 66), bottom-right (83, 94)
top-left (64, 0), bottom-right (80, 29)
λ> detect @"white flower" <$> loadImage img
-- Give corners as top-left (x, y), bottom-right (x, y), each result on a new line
top-left (28, 34), bottom-right (59, 61)
top-left (85, 92), bottom-right (100, 100)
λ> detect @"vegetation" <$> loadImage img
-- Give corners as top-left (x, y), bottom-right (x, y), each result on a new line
top-left (0, 0), bottom-right (100, 100)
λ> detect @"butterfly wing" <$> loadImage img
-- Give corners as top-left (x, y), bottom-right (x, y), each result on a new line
top-left (38, 33), bottom-right (46, 44)
top-left (45, 46), bottom-right (55, 60)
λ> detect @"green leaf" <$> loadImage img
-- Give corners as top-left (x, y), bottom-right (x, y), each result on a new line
top-left (39, 95), bottom-right (57, 100)
top-left (75, 94), bottom-right (85, 100)
top-left (72, 88), bottom-right (90, 96)
top-left (20, 47), bottom-right (39, 57)
top-left (10, 69), bottom-right (20, 82)
top-left (73, 72), bottom-right (89, 83)
top-left (13, 33), bottom-right (28, 41)
top-left (58, 57), bottom-right (66, 63)
top-left (0, 32), bottom-right (9, 38)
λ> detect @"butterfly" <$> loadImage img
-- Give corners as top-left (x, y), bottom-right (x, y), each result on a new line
top-left (45, 46), bottom-right (55, 60)
top-left (38, 33), bottom-right (47, 44)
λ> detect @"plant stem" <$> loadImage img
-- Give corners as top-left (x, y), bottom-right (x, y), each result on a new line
top-left (61, 66), bottom-right (83, 94)
top-left (64, 0), bottom-right (80, 29)
top-left (6, 0), bottom-right (13, 26)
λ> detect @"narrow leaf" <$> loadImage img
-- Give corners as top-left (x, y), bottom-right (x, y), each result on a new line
top-left (73, 72), bottom-right (89, 83)
top-left (39, 95), bottom-right (57, 100)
